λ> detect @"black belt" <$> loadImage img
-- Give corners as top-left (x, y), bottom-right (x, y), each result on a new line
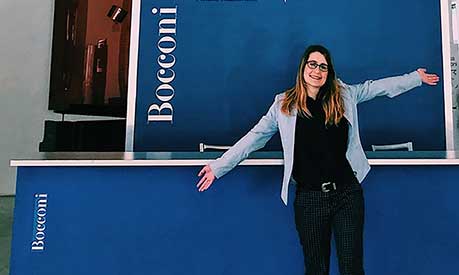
top-left (296, 180), bottom-right (352, 193)
top-left (319, 181), bottom-right (337, 192)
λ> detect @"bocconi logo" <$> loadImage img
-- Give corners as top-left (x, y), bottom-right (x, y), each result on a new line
top-left (147, 6), bottom-right (177, 124)
top-left (146, 3), bottom-right (289, 124)
top-left (31, 193), bottom-right (48, 251)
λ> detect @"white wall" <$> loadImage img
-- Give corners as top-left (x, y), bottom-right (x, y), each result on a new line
top-left (450, 0), bottom-right (459, 150)
top-left (0, 0), bottom-right (118, 195)
top-left (0, 0), bottom-right (55, 195)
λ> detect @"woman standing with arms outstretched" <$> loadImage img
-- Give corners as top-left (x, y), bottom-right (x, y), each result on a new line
top-left (196, 45), bottom-right (439, 275)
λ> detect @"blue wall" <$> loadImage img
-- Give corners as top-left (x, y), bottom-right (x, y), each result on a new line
top-left (10, 165), bottom-right (459, 274)
top-left (133, 0), bottom-right (444, 151)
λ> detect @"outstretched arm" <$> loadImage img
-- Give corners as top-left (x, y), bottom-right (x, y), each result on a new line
top-left (345, 69), bottom-right (439, 104)
top-left (196, 95), bottom-right (280, 191)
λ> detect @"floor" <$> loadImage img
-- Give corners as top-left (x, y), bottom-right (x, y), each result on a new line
top-left (0, 196), bottom-right (14, 275)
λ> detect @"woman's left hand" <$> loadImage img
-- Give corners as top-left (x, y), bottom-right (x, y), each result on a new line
top-left (417, 68), bottom-right (440, 85)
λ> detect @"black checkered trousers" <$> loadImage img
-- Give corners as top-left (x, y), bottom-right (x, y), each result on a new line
top-left (294, 182), bottom-right (365, 275)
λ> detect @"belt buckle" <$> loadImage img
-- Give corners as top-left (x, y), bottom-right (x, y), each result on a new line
top-left (321, 182), bottom-right (336, 193)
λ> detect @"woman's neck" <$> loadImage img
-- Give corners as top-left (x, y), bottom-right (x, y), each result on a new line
top-left (307, 87), bottom-right (320, 100)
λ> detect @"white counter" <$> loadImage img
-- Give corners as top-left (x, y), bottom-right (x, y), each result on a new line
top-left (9, 151), bottom-right (459, 166)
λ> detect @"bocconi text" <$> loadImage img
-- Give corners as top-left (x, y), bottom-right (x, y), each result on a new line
top-left (148, 6), bottom-right (177, 123)
top-left (31, 193), bottom-right (48, 251)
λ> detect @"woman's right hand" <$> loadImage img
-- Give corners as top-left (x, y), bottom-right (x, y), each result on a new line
top-left (196, 164), bottom-right (216, 192)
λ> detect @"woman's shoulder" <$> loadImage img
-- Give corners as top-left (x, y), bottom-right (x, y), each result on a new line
top-left (270, 92), bottom-right (287, 111)
top-left (337, 79), bottom-right (354, 101)
top-left (337, 79), bottom-right (351, 92)
top-left (274, 91), bottom-right (287, 102)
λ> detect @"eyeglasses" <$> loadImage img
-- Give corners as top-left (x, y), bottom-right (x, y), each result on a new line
top-left (306, 61), bottom-right (329, 72)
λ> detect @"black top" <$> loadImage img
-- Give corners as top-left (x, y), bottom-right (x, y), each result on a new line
top-left (292, 95), bottom-right (357, 191)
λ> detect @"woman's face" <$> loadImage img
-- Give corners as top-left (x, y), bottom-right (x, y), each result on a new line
top-left (303, 51), bottom-right (328, 90)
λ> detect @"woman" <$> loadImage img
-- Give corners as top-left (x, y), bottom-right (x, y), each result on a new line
top-left (196, 45), bottom-right (439, 275)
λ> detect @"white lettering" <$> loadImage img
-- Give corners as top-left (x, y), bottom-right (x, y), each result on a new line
top-left (147, 103), bottom-right (173, 122)
top-left (158, 18), bottom-right (177, 35)
top-left (157, 36), bottom-right (176, 54)
top-left (37, 198), bottom-right (47, 208)
top-left (160, 7), bottom-right (177, 14)
top-left (37, 223), bottom-right (46, 231)
top-left (156, 69), bottom-right (175, 84)
top-left (157, 54), bottom-right (176, 69)
top-left (31, 193), bottom-right (48, 251)
top-left (150, 6), bottom-right (177, 124)
top-left (35, 231), bottom-right (45, 241)
top-left (31, 241), bottom-right (44, 251)
top-left (37, 208), bottom-right (46, 217)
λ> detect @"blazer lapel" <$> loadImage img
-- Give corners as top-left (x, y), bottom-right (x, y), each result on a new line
top-left (343, 111), bottom-right (353, 127)
top-left (342, 91), bottom-right (354, 127)
top-left (284, 108), bottom-right (297, 165)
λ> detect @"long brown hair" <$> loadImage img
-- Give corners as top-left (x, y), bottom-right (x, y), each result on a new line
top-left (281, 45), bottom-right (344, 126)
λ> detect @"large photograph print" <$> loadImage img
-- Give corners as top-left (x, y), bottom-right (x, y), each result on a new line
top-left (132, 0), bottom-right (444, 151)
top-left (49, 0), bottom-right (132, 116)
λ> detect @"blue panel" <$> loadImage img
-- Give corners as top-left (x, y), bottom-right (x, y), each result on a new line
top-left (10, 165), bottom-right (459, 275)
top-left (362, 166), bottom-right (459, 274)
top-left (10, 166), bottom-right (302, 275)
top-left (133, 0), bottom-right (444, 151)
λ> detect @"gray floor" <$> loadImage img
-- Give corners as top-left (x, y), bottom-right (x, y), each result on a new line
top-left (0, 196), bottom-right (14, 275)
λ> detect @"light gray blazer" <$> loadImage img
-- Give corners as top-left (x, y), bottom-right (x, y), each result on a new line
top-left (209, 71), bottom-right (422, 205)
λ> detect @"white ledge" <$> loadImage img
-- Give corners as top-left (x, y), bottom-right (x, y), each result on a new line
top-left (9, 151), bottom-right (459, 167)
